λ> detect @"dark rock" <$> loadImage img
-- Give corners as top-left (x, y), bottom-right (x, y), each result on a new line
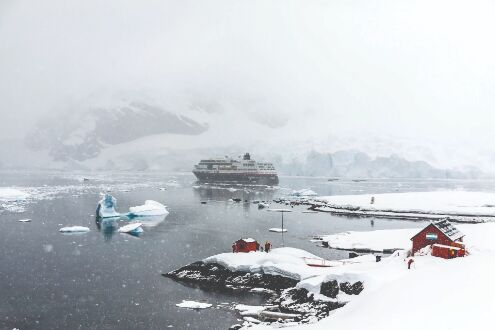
top-left (340, 281), bottom-right (364, 295)
top-left (276, 288), bottom-right (344, 322)
top-left (320, 280), bottom-right (339, 298)
top-left (163, 262), bottom-right (297, 293)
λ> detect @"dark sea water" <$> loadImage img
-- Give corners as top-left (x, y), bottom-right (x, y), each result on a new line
top-left (1, 172), bottom-right (495, 329)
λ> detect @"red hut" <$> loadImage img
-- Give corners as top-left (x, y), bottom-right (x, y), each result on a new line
top-left (431, 243), bottom-right (465, 259)
top-left (410, 220), bottom-right (465, 258)
top-left (233, 238), bottom-right (258, 253)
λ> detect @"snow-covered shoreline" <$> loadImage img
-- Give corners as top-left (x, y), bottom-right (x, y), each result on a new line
top-left (309, 191), bottom-right (495, 223)
top-left (167, 222), bottom-right (495, 329)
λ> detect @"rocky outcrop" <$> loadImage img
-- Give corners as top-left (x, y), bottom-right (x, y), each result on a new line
top-left (165, 261), bottom-right (364, 329)
top-left (163, 261), bottom-right (297, 293)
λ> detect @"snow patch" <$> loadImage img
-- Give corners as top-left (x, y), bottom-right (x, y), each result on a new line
top-left (176, 300), bottom-right (212, 309)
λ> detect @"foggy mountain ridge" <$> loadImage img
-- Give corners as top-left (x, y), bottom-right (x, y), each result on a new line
top-left (25, 101), bottom-right (208, 161)
top-left (0, 96), bottom-right (484, 178)
top-left (277, 150), bottom-right (480, 179)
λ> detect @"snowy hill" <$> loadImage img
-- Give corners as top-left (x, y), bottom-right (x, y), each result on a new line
top-left (24, 100), bottom-right (208, 162)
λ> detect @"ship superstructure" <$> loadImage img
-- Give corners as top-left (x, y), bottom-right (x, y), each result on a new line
top-left (193, 153), bottom-right (279, 185)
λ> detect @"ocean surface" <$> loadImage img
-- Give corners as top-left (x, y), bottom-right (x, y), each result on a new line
top-left (1, 172), bottom-right (494, 329)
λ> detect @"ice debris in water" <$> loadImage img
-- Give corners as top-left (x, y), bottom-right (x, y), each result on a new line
top-left (290, 188), bottom-right (318, 197)
top-left (0, 188), bottom-right (30, 201)
top-left (59, 226), bottom-right (90, 233)
top-left (175, 300), bottom-right (212, 309)
top-left (128, 200), bottom-right (169, 217)
top-left (96, 194), bottom-right (120, 218)
top-left (118, 222), bottom-right (143, 234)
top-left (18, 218), bottom-right (31, 222)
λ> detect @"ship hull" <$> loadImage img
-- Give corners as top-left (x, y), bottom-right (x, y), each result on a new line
top-left (193, 171), bottom-right (279, 185)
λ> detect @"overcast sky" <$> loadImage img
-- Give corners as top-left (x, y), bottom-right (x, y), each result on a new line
top-left (1, 0), bottom-right (495, 159)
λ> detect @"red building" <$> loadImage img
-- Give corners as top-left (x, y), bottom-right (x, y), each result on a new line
top-left (431, 243), bottom-right (465, 259)
top-left (233, 238), bottom-right (258, 253)
top-left (410, 220), bottom-right (464, 256)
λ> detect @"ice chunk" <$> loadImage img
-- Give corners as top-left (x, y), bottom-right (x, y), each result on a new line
top-left (59, 226), bottom-right (90, 233)
top-left (269, 228), bottom-right (287, 233)
top-left (290, 188), bottom-right (318, 197)
top-left (128, 200), bottom-right (169, 217)
top-left (96, 194), bottom-right (120, 218)
top-left (175, 300), bottom-right (212, 309)
top-left (18, 219), bottom-right (31, 222)
top-left (118, 222), bottom-right (143, 234)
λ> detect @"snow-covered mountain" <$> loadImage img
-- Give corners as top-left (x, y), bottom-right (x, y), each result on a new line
top-left (25, 101), bottom-right (208, 162)
top-left (0, 95), bottom-right (486, 178)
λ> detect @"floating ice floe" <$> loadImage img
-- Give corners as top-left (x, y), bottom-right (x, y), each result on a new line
top-left (269, 228), bottom-right (287, 233)
top-left (118, 222), bottom-right (143, 234)
top-left (59, 226), bottom-right (90, 233)
top-left (128, 200), bottom-right (169, 217)
top-left (18, 219), bottom-right (31, 222)
top-left (290, 188), bottom-right (318, 197)
top-left (176, 300), bottom-right (212, 309)
top-left (96, 194), bottom-right (120, 218)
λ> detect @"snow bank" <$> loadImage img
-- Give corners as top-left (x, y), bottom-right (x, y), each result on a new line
top-left (0, 188), bottom-right (29, 201)
top-left (59, 226), bottom-right (90, 233)
top-left (204, 247), bottom-right (331, 281)
top-left (176, 300), bottom-right (212, 309)
top-left (317, 191), bottom-right (495, 218)
top-left (319, 223), bottom-right (492, 253)
top-left (129, 200), bottom-right (169, 217)
top-left (250, 223), bottom-right (495, 330)
top-left (281, 253), bottom-right (495, 330)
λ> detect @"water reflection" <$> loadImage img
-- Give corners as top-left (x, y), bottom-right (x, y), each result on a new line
top-left (95, 217), bottom-right (119, 241)
top-left (129, 214), bottom-right (167, 228)
top-left (192, 183), bottom-right (276, 202)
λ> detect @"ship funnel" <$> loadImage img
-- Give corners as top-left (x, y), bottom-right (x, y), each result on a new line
top-left (243, 153), bottom-right (251, 160)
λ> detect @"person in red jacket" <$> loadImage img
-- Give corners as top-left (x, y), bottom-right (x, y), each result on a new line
top-left (264, 241), bottom-right (271, 253)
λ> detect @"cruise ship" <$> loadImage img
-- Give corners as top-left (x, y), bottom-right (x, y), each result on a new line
top-left (192, 153), bottom-right (279, 185)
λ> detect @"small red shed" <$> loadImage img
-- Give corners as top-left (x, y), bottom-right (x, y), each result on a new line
top-left (410, 219), bottom-right (465, 257)
top-left (234, 238), bottom-right (258, 253)
top-left (431, 244), bottom-right (465, 259)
